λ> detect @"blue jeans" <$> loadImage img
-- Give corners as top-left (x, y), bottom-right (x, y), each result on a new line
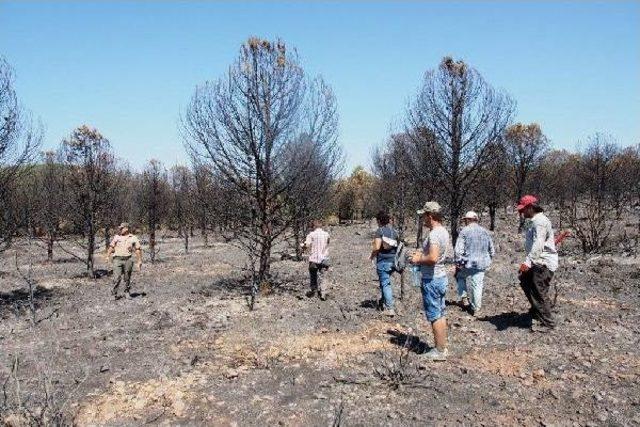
top-left (376, 260), bottom-right (395, 309)
top-left (456, 268), bottom-right (485, 311)
top-left (421, 275), bottom-right (448, 322)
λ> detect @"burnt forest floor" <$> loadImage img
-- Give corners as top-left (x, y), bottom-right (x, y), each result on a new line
top-left (1, 217), bottom-right (639, 426)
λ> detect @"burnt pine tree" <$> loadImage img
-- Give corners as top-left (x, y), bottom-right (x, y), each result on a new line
top-left (0, 57), bottom-right (41, 251)
top-left (35, 151), bottom-right (67, 261)
top-left (405, 57), bottom-right (514, 243)
top-left (183, 37), bottom-right (339, 309)
top-left (170, 165), bottom-right (194, 254)
top-left (62, 125), bottom-right (115, 276)
top-left (141, 159), bottom-right (169, 263)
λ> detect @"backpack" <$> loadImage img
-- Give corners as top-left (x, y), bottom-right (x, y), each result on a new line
top-left (394, 240), bottom-right (407, 273)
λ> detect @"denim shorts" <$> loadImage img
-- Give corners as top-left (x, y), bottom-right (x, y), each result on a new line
top-left (421, 275), bottom-right (448, 322)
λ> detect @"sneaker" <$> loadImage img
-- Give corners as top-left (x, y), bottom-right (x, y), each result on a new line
top-left (470, 308), bottom-right (480, 318)
top-left (111, 287), bottom-right (118, 296)
top-left (319, 293), bottom-right (327, 301)
top-left (423, 347), bottom-right (449, 361)
top-left (460, 296), bottom-right (470, 308)
top-left (382, 309), bottom-right (396, 317)
top-left (306, 290), bottom-right (316, 298)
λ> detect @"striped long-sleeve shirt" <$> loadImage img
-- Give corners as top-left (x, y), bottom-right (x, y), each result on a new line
top-left (454, 223), bottom-right (495, 270)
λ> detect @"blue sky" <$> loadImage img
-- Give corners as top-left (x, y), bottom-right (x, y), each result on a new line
top-left (1, 1), bottom-right (638, 172)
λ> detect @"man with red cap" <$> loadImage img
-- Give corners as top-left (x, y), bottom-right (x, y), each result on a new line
top-left (516, 195), bottom-right (558, 331)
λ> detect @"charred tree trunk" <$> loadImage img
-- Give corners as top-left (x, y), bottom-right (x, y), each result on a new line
top-left (46, 233), bottom-right (54, 262)
top-left (489, 204), bottom-right (497, 231)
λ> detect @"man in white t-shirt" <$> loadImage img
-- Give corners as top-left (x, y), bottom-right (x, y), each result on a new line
top-left (301, 219), bottom-right (330, 300)
top-left (411, 201), bottom-right (451, 361)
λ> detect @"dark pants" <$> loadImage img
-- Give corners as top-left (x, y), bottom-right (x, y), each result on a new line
top-left (309, 262), bottom-right (328, 295)
top-left (519, 265), bottom-right (555, 327)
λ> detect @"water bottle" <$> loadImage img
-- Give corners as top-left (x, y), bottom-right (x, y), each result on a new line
top-left (410, 264), bottom-right (422, 288)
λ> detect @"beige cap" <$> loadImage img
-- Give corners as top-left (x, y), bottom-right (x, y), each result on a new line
top-left (417, 201), bottom-right (441, 216)
top-left (463, 211), bottom-right (479, 220)
top-left (118, 222), bottom-right (129, 229)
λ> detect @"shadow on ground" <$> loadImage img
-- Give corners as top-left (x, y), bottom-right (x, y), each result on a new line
top-left (359, 299), bottom-right (382, 310)
top-left (197, 273), bottom-right (302, 299)
top-left (480, 311), bottom-right (532, 331)
top-left (0, 286), bottom-right (61, 319)
top-left (387, 329), bottom-right (429, 354)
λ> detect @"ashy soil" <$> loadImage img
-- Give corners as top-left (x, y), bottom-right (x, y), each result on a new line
top-left (1, 217), bottom-right (639, 426)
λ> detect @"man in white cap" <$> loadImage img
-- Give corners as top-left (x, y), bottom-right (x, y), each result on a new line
top-left (454, 211), bottom-right (495, 317)
top-left (106, 222), bottom-right (142, 299)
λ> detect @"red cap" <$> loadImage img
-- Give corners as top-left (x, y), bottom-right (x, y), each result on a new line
top-left (516, 195), bottom-right (538, 212)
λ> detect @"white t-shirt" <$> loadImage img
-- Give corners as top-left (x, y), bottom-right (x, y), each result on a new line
top-left (304, 228), bottom-right (330, 264)
top-left (421, 226), bottom-right (450, 278)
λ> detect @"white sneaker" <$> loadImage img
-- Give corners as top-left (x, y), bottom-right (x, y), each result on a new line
top-left (423, 348), bottom-right (449, 361)
top-left (382, 309), bottom-right (396, 317)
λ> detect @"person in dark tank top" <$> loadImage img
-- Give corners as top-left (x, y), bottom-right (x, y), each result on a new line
top-left (369, 211), bottom-right (399, 316)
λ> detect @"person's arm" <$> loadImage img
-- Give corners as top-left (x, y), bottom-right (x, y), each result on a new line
top-left (488, 234), bottom-right (496, 259)
top-left (301, 233), bottom-right (312, 251)
top-left (411, 244), bottom-right (440, 265)
top-left (412, 241), bottom-right (441, 266)
top-left (370, 237), bottom-right (382, 260)
top-left (106, 238), bottom-right (115, 261)
top-left (134, 239), bottom-right (143, 269)
top-left (454, 231), bottom-right (465, 262)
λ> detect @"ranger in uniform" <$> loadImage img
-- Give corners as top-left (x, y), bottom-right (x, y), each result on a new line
top-left (107, 222), bottom-right (142, 299)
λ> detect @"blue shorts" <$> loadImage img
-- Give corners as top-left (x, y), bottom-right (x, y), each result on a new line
top-left (421, 275), bottom-right (448, 322)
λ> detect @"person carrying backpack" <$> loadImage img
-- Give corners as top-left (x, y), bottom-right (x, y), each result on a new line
top-left (369, 211), bottom-right (400, 317)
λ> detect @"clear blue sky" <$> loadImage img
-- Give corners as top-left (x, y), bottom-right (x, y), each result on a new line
top-left (1, 1), bottom-right (639, 172)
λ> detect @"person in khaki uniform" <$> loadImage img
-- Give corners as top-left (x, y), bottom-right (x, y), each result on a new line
top-left (106, 222), bottom-right (142, 299)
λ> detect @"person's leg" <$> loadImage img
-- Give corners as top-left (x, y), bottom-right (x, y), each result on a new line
top-left (318, 265), bottom-right (327, 299)
top-left (456, 269), bottom-right (468, 302)
top-left (376, 261), bottom-right (394, 310)
top-left (123, 258), bottom-right (134, 294)
top-left (469, 269), bottom-right (485, 313)
top-left (422, 276), bottom-right (448, 356)
top-left (112, 258), bottom-right (124, 296)
top-left (519, 269), bottom-right (536, 315)
top-left (307, 263), bottom-right (318, 297)
top-left (432, 318), bottom-right (448, 351)
top-left (530, 266), bottom-right (555, 327)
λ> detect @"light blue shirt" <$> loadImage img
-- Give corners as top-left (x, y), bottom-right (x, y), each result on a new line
top-left (454, 223), bottom-right (495, 271)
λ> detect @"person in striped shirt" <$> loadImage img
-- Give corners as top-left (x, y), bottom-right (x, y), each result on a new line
top-left (454, 211), bottom-right (495, 317)
top-left (301, 219), bottom-right (330, 300)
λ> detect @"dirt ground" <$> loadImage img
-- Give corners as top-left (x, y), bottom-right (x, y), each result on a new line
top-left (1, 216), bottom-right (639, 426)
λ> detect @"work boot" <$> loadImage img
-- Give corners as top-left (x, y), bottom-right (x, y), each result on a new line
top-left (423, 347), bottom-right (449, 362)
top-left (530, 319), bottom-right (555, 333)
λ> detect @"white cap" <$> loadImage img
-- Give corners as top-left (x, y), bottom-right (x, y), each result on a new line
top-left (417, 201), bottom-right (442, 216)
top-left (463, 211), bottom-right (478, 220)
